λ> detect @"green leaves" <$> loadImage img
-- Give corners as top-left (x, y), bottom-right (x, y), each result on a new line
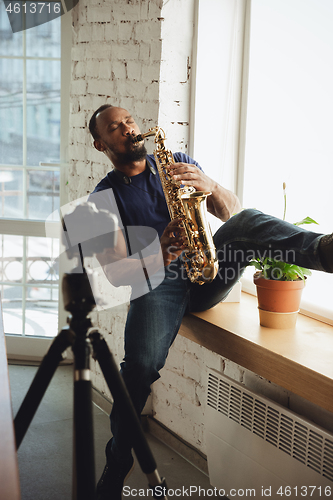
top-left (248, 258), bottom-right (312, 281)
top-left (293, 216), bottom-right (319, 227)
top-left (247, 182), bottom-right (319, 281)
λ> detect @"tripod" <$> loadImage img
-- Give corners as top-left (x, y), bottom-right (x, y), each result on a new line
top-left (14, 268), bottom-right (168, 500)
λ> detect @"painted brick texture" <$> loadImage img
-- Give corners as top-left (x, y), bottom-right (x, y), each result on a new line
top-left (69, 0), bottom-right (164, 205)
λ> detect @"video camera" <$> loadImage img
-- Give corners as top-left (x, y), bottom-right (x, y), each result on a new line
top-left (62, 201), bottom-right (118, 261)
top-left (60, 202), bottom-right (118, 312)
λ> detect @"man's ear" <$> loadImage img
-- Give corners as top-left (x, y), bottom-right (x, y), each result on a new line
top-left (94, 139), bottom-right (105, 152)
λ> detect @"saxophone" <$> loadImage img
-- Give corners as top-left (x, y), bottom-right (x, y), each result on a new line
top-left (133, 127), bottom-right (218, 285)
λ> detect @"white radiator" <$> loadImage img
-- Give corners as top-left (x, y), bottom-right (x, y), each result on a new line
top-left (206, 369), bottom-right (333, 499)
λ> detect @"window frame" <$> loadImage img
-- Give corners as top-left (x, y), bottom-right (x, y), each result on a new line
top-left (2, 9), bottom-right (71, 357)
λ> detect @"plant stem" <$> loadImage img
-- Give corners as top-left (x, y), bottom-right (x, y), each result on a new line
top-left (283, 182), bottom-right (287, 221)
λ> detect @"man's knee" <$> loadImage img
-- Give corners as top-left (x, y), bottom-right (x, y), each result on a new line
top-left (232, 208), bottom-right (261, 224)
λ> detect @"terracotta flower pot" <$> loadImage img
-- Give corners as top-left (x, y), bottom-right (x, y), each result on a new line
top-left (253, 272), bottom-right (306, 328)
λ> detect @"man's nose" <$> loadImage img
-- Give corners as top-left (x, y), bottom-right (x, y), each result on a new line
top-left (122, 122), bottom-right (135, 135)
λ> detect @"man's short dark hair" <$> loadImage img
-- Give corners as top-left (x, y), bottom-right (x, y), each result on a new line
top-left (89, 104), bottom-right (113, 140)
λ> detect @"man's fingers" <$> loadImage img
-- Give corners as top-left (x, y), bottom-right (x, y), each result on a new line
top-left (161, 219), bottom-right (187, 266)
top-left (169, 166), bottom-right (193, 180)
top-left (164, 218), bottom-right (185, 235)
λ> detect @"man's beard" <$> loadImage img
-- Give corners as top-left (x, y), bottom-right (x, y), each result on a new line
top-left (114, 139), bottom-right (148, 164)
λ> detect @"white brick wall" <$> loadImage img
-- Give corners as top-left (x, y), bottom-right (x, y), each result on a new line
top-left (67, 0), bottom-right (332, 458)
top-left (68, 0), bottom-right (166, 204)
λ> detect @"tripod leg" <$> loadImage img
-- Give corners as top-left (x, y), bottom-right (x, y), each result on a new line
top-left (90, 332), bottom-right (168, 500)
top-left (72, 331), bottom-right (95, 500)
top-left (14, 327), bottom-right (74, 449)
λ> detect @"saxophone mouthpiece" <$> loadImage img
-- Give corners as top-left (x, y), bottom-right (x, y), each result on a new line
top-left (132, 134), bottom-right (144, 144)
top-left (132, 128), bottom-right (159, 143)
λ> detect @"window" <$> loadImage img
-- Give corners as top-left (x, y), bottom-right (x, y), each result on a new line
top-left (194, 0), bottom-right (333, 323)
top-left (0, 3), bottom-right (69, 339)
top-left (241, 0), bottom-right (333, 323)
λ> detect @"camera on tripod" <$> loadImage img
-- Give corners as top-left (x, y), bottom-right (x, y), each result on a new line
top-left (62, 201), bottom-right (118, 260)
top-left (61, 202), bottom-right (118, 312)
top-left (15, 201), bottom-right (169, 500)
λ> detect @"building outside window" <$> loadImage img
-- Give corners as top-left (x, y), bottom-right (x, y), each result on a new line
top-left (0, 2), bottom-right (67, 341)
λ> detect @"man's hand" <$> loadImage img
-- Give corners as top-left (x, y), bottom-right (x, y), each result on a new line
top-left (160, 218), bottom-right (187, 267)
top-left (167, 162), bottom-right (215, 193)
top-left (167, 162), bottom-right (241, 221)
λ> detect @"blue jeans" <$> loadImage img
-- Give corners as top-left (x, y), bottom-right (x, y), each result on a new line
top-left (109, 209), bottom-right (325, 460)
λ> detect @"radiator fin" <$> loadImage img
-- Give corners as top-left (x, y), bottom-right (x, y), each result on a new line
top-left (207, 372), bottom-right (333, 482)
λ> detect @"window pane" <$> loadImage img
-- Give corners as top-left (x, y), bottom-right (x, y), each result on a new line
top-left (26, 15), bottom-right (61, 58)
top-left (0, 169), bottom-right (23, 217)
top-left (0, 1), bottom-right (23, 56)
top-left (0, 235), bottom-right (59, 336)
top-left (0, 58), bottom-right (23, 165)
top-left (302, 271), bottom-right (333, 317)
top-left (2, 234), bottom-right (23, 257)
top-left (2, 284), bottom-right (23, 335)
top-left (27, 170), bottom-right (60, 219)
top-left (0, 2), bottom-right (62, 339)
top-left (26, 59), bottom-right (61, 165)
top-left (0, 168), bottom-right (22, 191)
top-left (0, 234), bottom-right (23, 283)
top-left (0, 235), bottom-right (23, 283)
top-left (25, 285), bottom-right (58, 337)
top-left (243, 0), bottom-right (333, 234)
top-left (2, 194), bottom-right (24, 218)
top-left (27, 236), bottom-right (59, 283)
top-left (242, 0), bottom-right (333, 318)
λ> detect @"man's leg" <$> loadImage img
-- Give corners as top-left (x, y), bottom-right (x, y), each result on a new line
top-left (96, 263), bottom-right (190, 499)
top-left (110, 271), bottom-right (189, 459)
top-left (189, 208), bottom-right (327, 312)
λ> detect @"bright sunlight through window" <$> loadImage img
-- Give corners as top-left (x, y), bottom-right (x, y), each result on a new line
top-left (242, 0), bottom-right (333, 323)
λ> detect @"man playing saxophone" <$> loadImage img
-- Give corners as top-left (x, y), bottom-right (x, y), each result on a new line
top-left (88, 104), bottom-right (333, 500)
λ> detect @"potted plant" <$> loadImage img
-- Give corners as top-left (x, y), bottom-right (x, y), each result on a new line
top-left (249, 184), bottom-right (318, 328)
